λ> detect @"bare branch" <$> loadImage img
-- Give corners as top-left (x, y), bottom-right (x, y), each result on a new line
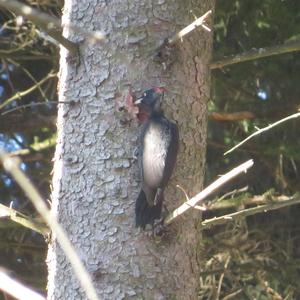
top-left (207, 193), bottom-right (290, 211)
top-left (224, 112), bottom-right (300, 156)
top-left (0, 203), bottom-right (49, 235)
top-left (201, 195), bottom-right (300, 229)
top-left (210, 40), bottom-right (300, 70)
top-left (1, 101), bottom-right (57, 115)
top-left (0, 268), bottom-right (45, 300)
top-left (167, 10), bottom-right (212, 45)
top-left (210, 111), bottom-right (255, 121)
top-left (216, 256), bottom-right (231, 300)
top-left (0, 0), bottom-right (78, 54)
top-left (0, 53), bottom-right (53, 61)
top-left (0, 149), bottom-right (99, 300)
top-left (164, 159), bottom-right (254, 225)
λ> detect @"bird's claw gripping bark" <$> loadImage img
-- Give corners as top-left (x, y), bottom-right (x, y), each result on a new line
top-left (153, 218), bottom-right (166, 237)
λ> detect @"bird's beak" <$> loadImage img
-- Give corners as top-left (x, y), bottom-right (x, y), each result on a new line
top-left (134, 97), bottom-right (143, 105)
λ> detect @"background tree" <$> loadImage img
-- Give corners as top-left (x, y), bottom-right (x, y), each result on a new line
top-left (200, 1), bottom-right (300, 298)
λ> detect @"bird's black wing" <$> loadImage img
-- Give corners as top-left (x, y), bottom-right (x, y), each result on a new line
top-left (161, 120), bottom-right (179, 187)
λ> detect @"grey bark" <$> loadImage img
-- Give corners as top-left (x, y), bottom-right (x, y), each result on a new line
top-left (47, 0), bottom-right (214, 299)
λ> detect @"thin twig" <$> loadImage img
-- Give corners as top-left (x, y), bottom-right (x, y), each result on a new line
top-left (215, 186), bottom-right (249, 202)
top-left (201, 195), bottom-right (300, 229)
top-left (215, 256), bottom-right (231, 300)
top-left (207, 194), bottom-right (290, 211)
top-left (176, 185), bottom-right (206, 211)
top-left (0, 149), bottom-right (99, 300)
top-left (0, 268), bottom-right (45, 300)
top-left (224, 112), bottom-right (300, 156)
top-left (167, 10), bottom-right (212, 45)
top-left (222, 289), bottom-right (243, 300)
top-left (1, 101), bottom-right (71, 115)
top-left (176, 184), bottom-right (190, 202)
top-left (10, 133), bottom-right (57, 156)
top-left (0, 72), bottom-right (56, 111)
top-left (210, 40), bottom-right (300, 69)
top-left (164, 160), bottom-right (254, 225)
top-left (0, 204), bottom-right (49, 235)
top-left (1, 101), bottom-right (56, 115)
top-left (8, 59), bottom-right (49, 102)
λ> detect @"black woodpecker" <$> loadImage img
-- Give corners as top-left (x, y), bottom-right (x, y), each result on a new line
top-left (134, 87), bottom-right (179, 228)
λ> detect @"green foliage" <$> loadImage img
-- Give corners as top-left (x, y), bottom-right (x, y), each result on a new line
top-left (200, 214), bottom-right (300, 299)
top-left (203, 1), bottom-right (300, 298)
top-left (209, 0), bottom-right (300, 194)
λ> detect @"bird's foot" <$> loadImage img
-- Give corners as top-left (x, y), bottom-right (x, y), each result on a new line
top-left (152, 218), bottom-right (166, 237)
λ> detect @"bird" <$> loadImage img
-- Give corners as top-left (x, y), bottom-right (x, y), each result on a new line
top-left (134, 87), bottom-right (179, 229)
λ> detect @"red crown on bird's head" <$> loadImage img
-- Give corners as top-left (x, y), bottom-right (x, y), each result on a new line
top-left (153, 87), bottom-right (167, 94)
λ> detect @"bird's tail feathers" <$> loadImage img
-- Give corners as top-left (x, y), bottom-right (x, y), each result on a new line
top-left (135, 189), bottom-right (163, 228)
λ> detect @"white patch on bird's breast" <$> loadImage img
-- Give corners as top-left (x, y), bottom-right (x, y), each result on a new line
top-left (142, 121), bottom-right (169, 188)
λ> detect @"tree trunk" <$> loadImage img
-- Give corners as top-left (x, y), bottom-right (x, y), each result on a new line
top-left (47, 0), bottom-right (214, 299)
